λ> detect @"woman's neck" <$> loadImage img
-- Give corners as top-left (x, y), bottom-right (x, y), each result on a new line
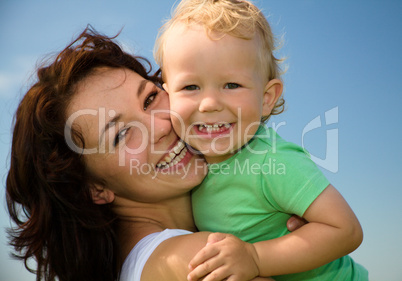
top-left (113, 193), bottom-right (197, 260)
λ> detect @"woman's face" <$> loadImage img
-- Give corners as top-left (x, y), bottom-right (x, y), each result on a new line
top-left (66, 68), bottom-right (206, 203)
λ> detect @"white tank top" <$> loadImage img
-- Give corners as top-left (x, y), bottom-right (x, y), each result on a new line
top-left (119, 229), bottom-right (192, 281)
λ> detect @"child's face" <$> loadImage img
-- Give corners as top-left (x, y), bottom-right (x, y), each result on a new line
top-left (163, 23), bottom-right (281, 163)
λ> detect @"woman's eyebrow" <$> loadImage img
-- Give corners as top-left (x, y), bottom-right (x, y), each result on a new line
top-left (99, 113), bottom-right (122, 144)
top-left (98, 79), bottom-right (149, 144)
top-left (137, 79), bottom-right (148, 98)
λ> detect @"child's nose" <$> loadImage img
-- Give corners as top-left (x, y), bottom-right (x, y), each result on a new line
top-left (198, 93), bottom-right (223, 113)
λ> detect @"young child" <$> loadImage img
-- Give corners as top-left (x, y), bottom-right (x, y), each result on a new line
top-left (155, 0), bottom-right (368, 280)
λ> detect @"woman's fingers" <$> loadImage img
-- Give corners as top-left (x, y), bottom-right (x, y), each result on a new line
top-left (287, 215), bottom-right (308, 232)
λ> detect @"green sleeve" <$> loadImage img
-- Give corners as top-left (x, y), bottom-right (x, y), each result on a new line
top-left (261, 141), bottom-right (330, 217)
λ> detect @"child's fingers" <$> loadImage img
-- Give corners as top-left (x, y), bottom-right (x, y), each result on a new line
top-left (189, 244), bottom-right (219, 270)
top-left (187, 257), bottom-right (224, 281)
top-left (206, 232), bottom-right (227, 245)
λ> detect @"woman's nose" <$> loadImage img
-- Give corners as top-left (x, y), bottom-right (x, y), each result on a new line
top-left (148, 115), bottom-right (172, 144)
top-left (198, 92), bottom-right (223, 113)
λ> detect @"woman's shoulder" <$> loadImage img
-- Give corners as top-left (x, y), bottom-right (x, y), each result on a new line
top-left (141, 230), bottom-right (211, 281)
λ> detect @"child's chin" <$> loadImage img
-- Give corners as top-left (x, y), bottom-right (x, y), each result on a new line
top-left (203, 151), bottom-right (235, 164)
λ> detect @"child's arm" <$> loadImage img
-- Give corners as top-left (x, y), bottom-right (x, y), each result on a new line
top-left (187, 184), bottom-right (363, 281)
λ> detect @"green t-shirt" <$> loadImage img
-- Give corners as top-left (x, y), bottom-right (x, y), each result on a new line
top-left (192, 125), bottom-right (368, 280)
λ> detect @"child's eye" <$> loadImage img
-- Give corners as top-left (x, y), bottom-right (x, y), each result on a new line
top-left (225, 83), bottom-right (240, 89)
top-left (114, 127), bottom-right (130, 147)
top-left (143, 92), bottom-right (158, 110)
top-left (184, 85), bottom-right (200, 91)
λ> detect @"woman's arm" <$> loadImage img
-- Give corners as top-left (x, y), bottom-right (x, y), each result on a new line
top-left (187, 184), bottom-right (363, 280)
top-left (142, 232), bottom-right (275, 281)
top-left (141, 232), bottom-right (210, 281)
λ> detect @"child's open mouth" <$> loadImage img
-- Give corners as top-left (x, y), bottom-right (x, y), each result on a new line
top-left (196, 123), bottom-right (232, 134)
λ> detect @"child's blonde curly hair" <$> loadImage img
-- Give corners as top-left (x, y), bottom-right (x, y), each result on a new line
top-left (154, 0), bottom-right (285, 120)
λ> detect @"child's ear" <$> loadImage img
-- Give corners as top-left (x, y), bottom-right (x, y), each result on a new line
top-left (90, 184), bottom-right (115, 205)
top-left (262, 79), bottom-right (283, 116)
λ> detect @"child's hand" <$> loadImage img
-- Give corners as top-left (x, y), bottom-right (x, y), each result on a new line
top-left (187, 232), bottom-right (260, 281)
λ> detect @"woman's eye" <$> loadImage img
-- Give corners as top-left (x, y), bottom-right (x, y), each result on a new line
top-left (143, 92), bottom-right (158, 110)
top-left (184, 85), bottom-right (199, 91)
top-left (225, 83), bottom-right (240, 89)
top-left (114, 127), bottom-right (130, 146)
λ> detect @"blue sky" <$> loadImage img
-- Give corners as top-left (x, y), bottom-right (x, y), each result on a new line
top-left (0, 1), bottom-right (401, 280)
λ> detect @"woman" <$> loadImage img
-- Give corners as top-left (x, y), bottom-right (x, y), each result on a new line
top-left (6, 28), bottom-right (304, 281)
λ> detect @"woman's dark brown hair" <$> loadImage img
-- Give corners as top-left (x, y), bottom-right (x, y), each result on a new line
top-left (6, 26), bottom-right (160, 281)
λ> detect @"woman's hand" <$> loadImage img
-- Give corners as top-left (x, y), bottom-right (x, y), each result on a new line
top-left (287, 215), bottom-right (308, 232)
top-left (187, 232), bottom-right (260, 281)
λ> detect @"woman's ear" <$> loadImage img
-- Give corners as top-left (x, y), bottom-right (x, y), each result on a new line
top-left (262, 79), bottom-right (283, 116)
top-left (90, 184), bottom-right (115, 205)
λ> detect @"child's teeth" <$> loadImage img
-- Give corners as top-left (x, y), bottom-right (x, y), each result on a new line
top-left (198, 123), bottom-right (230, 132)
